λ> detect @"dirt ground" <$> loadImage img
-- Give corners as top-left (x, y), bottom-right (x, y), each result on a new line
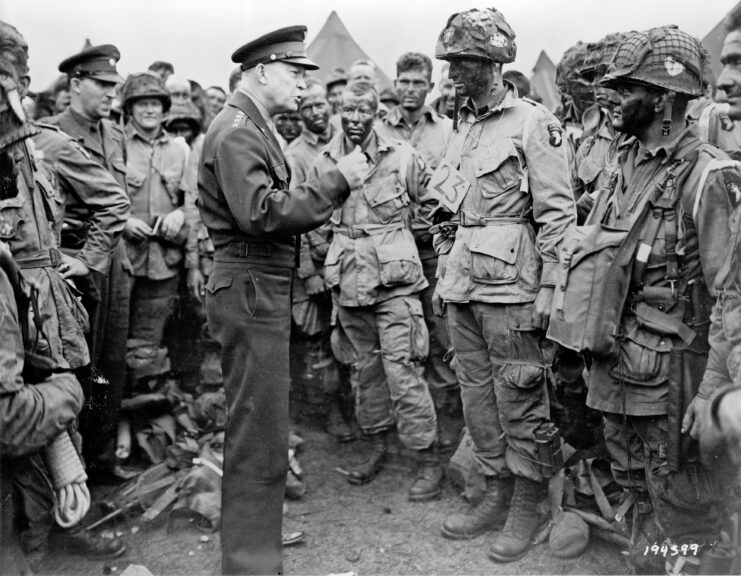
top-left (33, 422), bottom-right (628, 576)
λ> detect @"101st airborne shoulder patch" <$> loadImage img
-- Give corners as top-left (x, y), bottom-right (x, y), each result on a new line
top-left (724, 169), bottom-right (741, 209)
top-left (547, 122), bottom-right (563, 147)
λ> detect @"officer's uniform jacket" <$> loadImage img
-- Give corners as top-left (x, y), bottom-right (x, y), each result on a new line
top-left (0, 129), bottom-right (89, 369)
top-left (198, 89), bottom-right (350, 265)
top-left (586, 126), bottom-right (741, 416)
top-left (45, 107), bottom-right (128, 190)
top-left (124, 124), bottom-right (188, 280)
top-left (32, 124), bottom-right (130, 274)
top-left (436, 87), bottom-right (575, 304)
top-left (309, 129), bottom-right (433, 307)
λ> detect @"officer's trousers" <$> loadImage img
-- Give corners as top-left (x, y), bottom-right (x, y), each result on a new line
top-left (206, 259), bottom-right (292, 575)
top-left (447, 302), bottom-right (551, 482)
top-left (79, 242), bottom-right (130, 472)
top-left (337, 295), bottom-right (437, 450)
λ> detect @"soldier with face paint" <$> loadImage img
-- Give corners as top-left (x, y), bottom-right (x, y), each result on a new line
top-left (308, 80), bottom-right (443, 501)
top-left (557, 25), bottom-right (740, 573)
top-left (432, 7), bottom-right (575, 563)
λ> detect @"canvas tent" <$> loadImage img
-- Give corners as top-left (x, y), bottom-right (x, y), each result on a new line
top-left (528, 51), bottom-right (559, 111)
top-left (307, 10), bottom-right (393, 90)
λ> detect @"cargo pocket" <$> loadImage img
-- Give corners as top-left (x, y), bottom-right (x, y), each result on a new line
top-left (406, 297), bottom-right (429, 362)
top-left (205, 274), bottom-right (232, 296)
top-left (363, 177), bottom-right (410, 224)
top-left (609, 316), bottom-right (671, 386)
top-left (474, 138), bottom-right (524, 198)
top-left (323, 243), bottom-right (344, 289)
top-left (375, 242), bottom-right (422, 287)
top-left (469, 225), bottom-right (520, 284)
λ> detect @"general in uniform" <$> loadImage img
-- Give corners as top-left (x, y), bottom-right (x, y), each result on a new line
top-left (197, 26), bottom-right (367, 575)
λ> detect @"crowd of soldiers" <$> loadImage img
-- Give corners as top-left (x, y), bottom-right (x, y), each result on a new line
top-left (4, 4), bottom-right (741, 576)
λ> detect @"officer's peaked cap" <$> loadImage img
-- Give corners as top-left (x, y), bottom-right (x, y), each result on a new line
top-left (59, 44), bottom-right (123, 84)
top-left (231, 25), bottom-right (318, 71)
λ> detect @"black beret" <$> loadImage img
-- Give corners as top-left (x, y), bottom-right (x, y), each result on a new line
top-left (59, 44), bottom-right (123, 83)
top-left (231, 25), bottom-right (318, 71)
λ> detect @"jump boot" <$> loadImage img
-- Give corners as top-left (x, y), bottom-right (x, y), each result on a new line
top-left (408, 444), bottom-right (444, 502)
top-left (441, 476), bottom-right (514, 539)
top-left (488, 476), bottom-right (548, 563)
top-left (324, 396), bottom-right (355, 443)
top-left (347, 431), bottom-right (387, 485)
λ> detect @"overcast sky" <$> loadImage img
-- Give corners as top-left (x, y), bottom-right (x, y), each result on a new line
top-left (4, 0), bottom-right (737, 93)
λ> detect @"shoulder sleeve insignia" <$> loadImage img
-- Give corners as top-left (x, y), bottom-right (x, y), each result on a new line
top-left (70, 140), bottom-right (93, 160)
top-left (725, 170), bottom-right (741, 208)
top-left (232, 111), bottom-right (246, 129)
top-left (547, 122), bottom-right (563, 147)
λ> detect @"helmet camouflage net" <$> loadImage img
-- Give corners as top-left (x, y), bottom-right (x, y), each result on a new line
top-left (0, 21), bottom-right (28, 77)
top-left (601, 26), bottom-right (705, 97)
top-left (556, 41), bottom-right (589, 93)
top-left (164, 100), bottom-right (201, 131)
top-left (579, 33), bottom-right (625, 83)
top-left (435, 7), bottom-right (516, 63)
top-left (122, 71), bottom-right (171, 112)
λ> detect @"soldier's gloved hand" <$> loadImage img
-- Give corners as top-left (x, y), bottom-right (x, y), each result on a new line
top-left (161, 208), bottom-right (185, 240)
top-left (125, 217), bottom-right (153, 241)
top-left (187, 268), bottom-right (206, 301)
top-left (682, 394), bottom-right (710, 439)
top-left (432, 287), bottom-right (446, 317)
top-left (58, 253), bottom-right (89, 279)
top-left (305, 275), bottom-right (326, 297)
top-left (532, 286), bottom-right (554, 330)
top-left (336, 145), bottom-right (369, 189)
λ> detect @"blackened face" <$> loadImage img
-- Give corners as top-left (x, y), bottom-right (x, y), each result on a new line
top-left (340, 92), bottom-right (375, 145)
top-left (447, 57), bottom-right (495, 101)
top-left (611, 83), bottom-right (657, 137)
top-left (274, 112), bottom-right (303, 142)
top-left (299, 90), bottom-right (329, 135)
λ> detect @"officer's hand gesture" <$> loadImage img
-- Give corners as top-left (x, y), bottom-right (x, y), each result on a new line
top-left (336, 145), bottom-right (369, 189)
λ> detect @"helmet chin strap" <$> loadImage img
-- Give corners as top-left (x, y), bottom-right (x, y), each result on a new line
top-left (0, 75), bottom-right (26, 124)
top-left (661, 91), bottom-right (675, 136)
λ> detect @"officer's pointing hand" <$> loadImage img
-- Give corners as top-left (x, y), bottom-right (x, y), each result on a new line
top-left (336, 145), bottom-right (369, 189)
